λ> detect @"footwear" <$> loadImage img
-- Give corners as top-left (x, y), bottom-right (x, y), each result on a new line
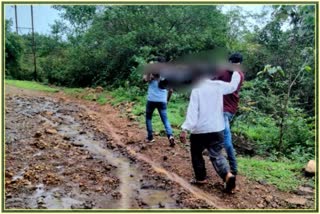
top-left (190, 178), bottom-right (208, 185)
top-left (233, 176), bottom-right (237, 193)
top-left (169, 136), bottom-right (175, 147)
top-left (225, 173), bottom-right (236, 193)
top-left (145, 138), bottom-right (155, 143)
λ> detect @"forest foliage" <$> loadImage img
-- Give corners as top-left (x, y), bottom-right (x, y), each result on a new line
top-left (5, 5), bottom-right (316, 162)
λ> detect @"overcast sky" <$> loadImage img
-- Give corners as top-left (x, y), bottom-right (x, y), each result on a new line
top-left (5, 5), bottom-right (60, 35)
top-left (5, 4), bottom-right (268, 35)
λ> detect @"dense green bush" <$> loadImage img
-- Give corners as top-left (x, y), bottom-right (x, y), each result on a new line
top-left (234, 78), bottom-right (314, 162)
top-left (5, 20), bottom-right (27, 79)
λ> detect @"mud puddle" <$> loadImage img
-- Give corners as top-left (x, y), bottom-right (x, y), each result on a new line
top-left (5, 95), bottom-right (178, 209)
top-left (55, 115), bottom-right (177, 209)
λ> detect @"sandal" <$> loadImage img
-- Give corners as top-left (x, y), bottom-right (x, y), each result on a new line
top-left (225, 175), bottom-right (236, 193)
top-left (145, 138), bottom-right (155, 143)
top-left (169, 136), bottom-right (175, 147)
top-left (190, 178), bottom-right (208, 185)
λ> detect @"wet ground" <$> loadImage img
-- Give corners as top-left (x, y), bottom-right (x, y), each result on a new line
top-left (4, 86), bottom-right (316, 210)
top-left (5, 95), bottom-right (182, 209)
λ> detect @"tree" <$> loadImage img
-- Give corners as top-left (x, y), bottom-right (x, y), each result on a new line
top-left (52, 5), bottom-right (97, 41)
top-left (5, 19), bottom-right (25, 79)
top-left (50, 20), bottom-right (67, 41)
top-left (253, 5), bottom-right (315, 154)
top-left (48, 5), bottom-right (230, 87)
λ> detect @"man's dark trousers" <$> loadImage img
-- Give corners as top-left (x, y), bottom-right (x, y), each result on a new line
top-left (190, 131), bottom-right (230, 181)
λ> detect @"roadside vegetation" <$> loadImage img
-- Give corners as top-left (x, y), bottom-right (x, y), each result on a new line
top-left (5, 5), bottom-right (315, 192)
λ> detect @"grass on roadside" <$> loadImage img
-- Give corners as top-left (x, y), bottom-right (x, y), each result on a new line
top-left (83, 92), bottom-right (109, 105)
top-left (5, 79), bottom-right (59, 93)
top-left (6, 80), bottom-right (109, 105)
top-left (238, 156), bottom-right (312, 191)
top-left (63, 88), bottom-right (85, 95)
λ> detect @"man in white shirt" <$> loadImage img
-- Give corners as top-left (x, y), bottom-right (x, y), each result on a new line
top-left (180, 71), bottom-right (241, 193)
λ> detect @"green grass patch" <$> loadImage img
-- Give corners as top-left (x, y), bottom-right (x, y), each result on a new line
top-left (6, 79), bottom-right (109, 106)
top-left (238, 156), bottom-right (311, 191)
top-left (63, 88), bottom-right (108, 105)
top-left (233, 112), bottom-right (278, 144)
top-left (87, 94), bottom-right (109, 105)
top-left (83, 94), bottom-right (96, 101)
top-left (5, 79), bottom-right (59, 93)
top-left (63, 87), bottom-right (85, 95)
top-left (81, 92), bottom-right (107, 105)
top-left (97, 93), bottom-right (108, 105)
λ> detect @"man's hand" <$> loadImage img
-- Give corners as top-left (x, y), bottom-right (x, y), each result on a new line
top-left (143, 73), bottom-right (153, 82)
top-left (143, 74), bottom-right (149, 82)
top-left (180, 130), bottom-right (187, 144)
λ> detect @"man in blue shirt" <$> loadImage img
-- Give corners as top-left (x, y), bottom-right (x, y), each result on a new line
top-left (143, 64), bottom-right (175, 147)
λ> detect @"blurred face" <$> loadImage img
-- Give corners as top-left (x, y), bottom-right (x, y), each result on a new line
top-left (229, 62), bottom-right (242, 71)
top-left (151, 73), bottom-right (160, 79)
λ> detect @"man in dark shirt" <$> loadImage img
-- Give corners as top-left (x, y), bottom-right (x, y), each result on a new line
top-left (217, 53), bottom-right (245, 178)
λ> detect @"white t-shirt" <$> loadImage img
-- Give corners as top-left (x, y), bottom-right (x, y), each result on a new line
top-left (181, 72), bottom-right (241, 134)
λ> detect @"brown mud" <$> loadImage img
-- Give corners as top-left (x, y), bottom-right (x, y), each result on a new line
top-left (4, 85), bottom-right (315, 210)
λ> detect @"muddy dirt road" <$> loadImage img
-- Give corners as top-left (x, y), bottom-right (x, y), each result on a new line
top-left (4, 86), bottom-right (315, 210)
